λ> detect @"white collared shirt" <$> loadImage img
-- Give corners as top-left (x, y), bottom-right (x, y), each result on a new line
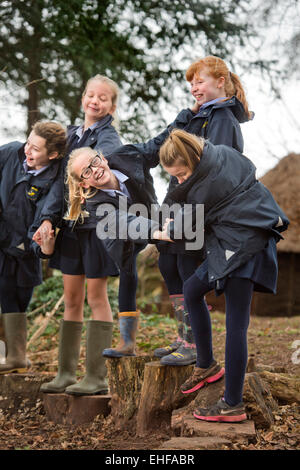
top-left (100, 169), bottom-right (131, 200)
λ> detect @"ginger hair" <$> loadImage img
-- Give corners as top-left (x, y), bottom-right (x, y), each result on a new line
top-left (186, 55), bottom-right (252, 119)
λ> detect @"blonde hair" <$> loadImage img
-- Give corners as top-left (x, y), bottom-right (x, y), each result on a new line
top-left (160, 129), bottom-right (205, 170)
top-left (186, 56), bottom-right (252, 120)
top-left (83, 74), bottom-right (120, 126)
top-left (65, 147), bottom-right (99, 222)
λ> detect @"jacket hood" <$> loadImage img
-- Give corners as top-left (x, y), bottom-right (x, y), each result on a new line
top-left (212, 96), bottom-right (253, 123)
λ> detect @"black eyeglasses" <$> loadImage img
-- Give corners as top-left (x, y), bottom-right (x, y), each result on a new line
top-left (81, 154), bottom-right (103, 179)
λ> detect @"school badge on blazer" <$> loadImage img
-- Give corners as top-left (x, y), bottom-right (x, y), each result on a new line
top-left (26, 185), bottom-right (42, 201)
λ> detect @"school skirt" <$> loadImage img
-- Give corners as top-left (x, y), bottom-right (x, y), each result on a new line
top-left (195, 237), bottom-right (278, 296)
top-left (49, 227), bottom-right (119, 278)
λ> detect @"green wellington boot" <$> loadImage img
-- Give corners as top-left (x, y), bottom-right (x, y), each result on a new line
top-left (102, 311), bottom-right (139, 358)
top-left (65, 320), bottom-right (113, 396)
top-left (0, 312), bottom-right (29, 374)
top-left (40, 320), bottom-right (83, 393)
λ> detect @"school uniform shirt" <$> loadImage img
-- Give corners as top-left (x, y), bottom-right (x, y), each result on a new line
top-left (165, 141), bottom-right (289, 292)
top-left (0, 141), bottom-right (64, 286)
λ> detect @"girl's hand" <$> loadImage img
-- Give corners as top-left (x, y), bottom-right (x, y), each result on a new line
top-left (40, 226), bottom-right (55, 255)
top-left (33, 220), bottom-right (52, 246)
top-left (162, 218), bottom-right (173, 232)
top-left (190, 100), bottom-right (201, 113)
top-left (152, 229), bottom-right (173, 243)
top-left (153, 218), bottom-right (174, 242)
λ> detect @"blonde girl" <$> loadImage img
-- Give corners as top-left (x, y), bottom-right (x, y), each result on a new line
top-left (39, 75), bottom-right (123, 396)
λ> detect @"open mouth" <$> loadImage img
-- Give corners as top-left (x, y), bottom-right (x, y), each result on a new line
top-left (26, 156), bottom-right (34, 165)
top-left (95, 169), bottom-right (105, 181)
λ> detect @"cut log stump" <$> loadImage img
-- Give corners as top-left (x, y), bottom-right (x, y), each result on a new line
top-left (136, 362), bottom-right (196, 436)
top-left (172, 414), bottom-right (256, 445)
top-left (0, 373), bottom-right (53, 416)
top-left (156, 436), bottom-right (232, 451)
top-left (42, 393), bottom-right (111, 426)
top-left (106, 355), bottom-right (154, 431)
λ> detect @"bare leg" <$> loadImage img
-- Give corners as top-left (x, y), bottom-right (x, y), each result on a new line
top-left (86, 277), bottom-right (112, 322)
top-left (63, 274), bottom-right (86, 322)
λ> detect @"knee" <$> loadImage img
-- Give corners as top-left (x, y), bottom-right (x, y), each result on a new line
top-left (183, 274), bottom-right (207, 306)
top-left (87, 289), bottom-right (109, 312)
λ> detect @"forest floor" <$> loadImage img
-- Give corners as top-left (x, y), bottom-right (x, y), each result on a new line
top-left (0, 310), bottom-right (299, 452)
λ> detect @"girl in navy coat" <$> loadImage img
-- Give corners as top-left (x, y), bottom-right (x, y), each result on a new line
top-left (39, 75), bottom-right (134, 396)
top-left (0, 121), bottom-right (67, 374)
top-left (135, 56), bottom-right (253, 366)
top-left (153, 128), bottom-right (288, 422)
top-left (39, 145), bottom-right (159, 380)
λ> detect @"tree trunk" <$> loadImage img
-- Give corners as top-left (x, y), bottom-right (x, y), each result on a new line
top-left (106, 355), bottom-right (153, 432)
top-left (136, 362), bottom-right (195, 436)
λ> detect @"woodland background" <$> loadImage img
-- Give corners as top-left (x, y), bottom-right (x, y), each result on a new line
top-left (0, 0), bottom-right (299, 451)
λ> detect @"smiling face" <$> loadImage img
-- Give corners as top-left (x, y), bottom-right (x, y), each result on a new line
top-left (190, 69), bottom-right (225, 107)
top-left (24, 131), bottom-right (57, 170)
top-left (82, 79), bottom-right (116, 126)
top-left (72, 151), bottom-right (117, 190)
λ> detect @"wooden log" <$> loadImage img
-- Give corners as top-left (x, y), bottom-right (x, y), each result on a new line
top-left (243, 372), bottom-right (278, 429)
top-left (106, 355), bottom-right (153, 431)
top-left (136, 362), bottom-right (195, 436)
top-left (42, 393), bottom-right (111, 425)
top-left (0, 373), bottom-right (53, 416)
top-left (173, 414), bottom-right (256, 444)
top-left (258, 370), bottom-right (300, 404)
top-left (157, 436), bottom-right (232, 451)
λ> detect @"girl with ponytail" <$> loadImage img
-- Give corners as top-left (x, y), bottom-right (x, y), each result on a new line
top-left (150, 56), bottom-right (254, 366)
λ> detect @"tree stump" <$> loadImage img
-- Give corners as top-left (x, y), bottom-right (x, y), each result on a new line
top-left (42, 393), bottom-right (111, 425)
top-left (0, 373), bottom-right (53, 416)
top-left (106, 355), bottom-right (153, 431)
top-left (136, 362), bottom-right (195, 436)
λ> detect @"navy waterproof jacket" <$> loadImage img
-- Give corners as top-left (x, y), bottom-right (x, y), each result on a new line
top-left (0, 141), bottom-right (64, 258)
top-left (132, 96), bottom-right (249, 160)
top-left (75, 147), bottom-right (159, 273)
top-left (66, 114), bottom-right (122, 157)
top-left (165, 141), bottom-right (289, 281)
top-left (132, 97), bottom-right (251, 255)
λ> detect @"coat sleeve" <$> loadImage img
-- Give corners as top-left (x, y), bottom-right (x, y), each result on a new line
top-left (37, 160), bottom-right (65, 227)
top-left (95, 127), bottom-right (123, 157)
top-left (131, 109), bottom-right (195, 166)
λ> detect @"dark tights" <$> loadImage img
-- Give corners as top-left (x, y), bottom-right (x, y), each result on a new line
top-left (158, 253), bottom-right (200, 295)
top-left (118, 254), bottom-right (138, 312)
top-left (0, 276), bottom-right (34, 313)
top-left (183, 273), bottom-right (253, 406)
